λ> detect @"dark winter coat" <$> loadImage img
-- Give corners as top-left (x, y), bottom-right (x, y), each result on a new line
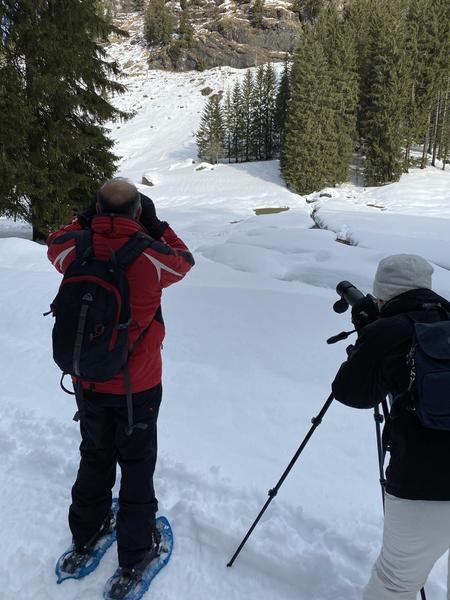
top-left (332, 288), bottom-right (450, 501)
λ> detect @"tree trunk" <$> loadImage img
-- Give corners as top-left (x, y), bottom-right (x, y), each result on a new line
top-left (438, 80), bottom-right (449, 168)
top-left (421, 112), bottom-right (432, 169)
top-left (431, 92), bottom-right (441, 167)
top-left (404, 143), bottom-right (411, 173)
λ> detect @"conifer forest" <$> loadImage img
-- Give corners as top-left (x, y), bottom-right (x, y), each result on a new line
top-left (196, 0), bottom-right (450, 195)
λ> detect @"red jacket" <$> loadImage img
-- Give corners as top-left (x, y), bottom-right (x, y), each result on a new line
top-left (47, 215), bottom-right (194, 394)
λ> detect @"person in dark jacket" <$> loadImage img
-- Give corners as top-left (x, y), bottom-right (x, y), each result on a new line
top-left (47, 179), bottom-right (194, 590)
top-left (332, 254), bottom-right (450, 600)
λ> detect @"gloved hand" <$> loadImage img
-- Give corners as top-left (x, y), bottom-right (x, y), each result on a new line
top-left (140, 193), bottom-right (168, 239)
top-left (351, 295), bottom-right (379, 331)
top-left (77, 200), bottom-right (97, 229)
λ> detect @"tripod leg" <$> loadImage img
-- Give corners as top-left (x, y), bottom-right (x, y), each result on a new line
top-left (226, 393), bottom-right (335, 567)
top-left (374, 404), bottom-right (386, 512)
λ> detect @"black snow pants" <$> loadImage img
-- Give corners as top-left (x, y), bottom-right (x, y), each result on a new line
top-left (69, 384), bottom-right (162, 568)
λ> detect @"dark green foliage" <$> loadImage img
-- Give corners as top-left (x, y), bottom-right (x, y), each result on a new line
top-left (0, 0), bottom-right (127, 238)
top-left (196, 95), bottom-right (225, 164)
top-left (358, 1), bottom-right (407, 183)
top-left (274, 57), bottom-right (291, 151)
top-left (179, 8), bottom-right (195, 47)
top-left (222, 84), bottom-right (245, 163)
top-left (196, 0), bottom-right (449, 187)
top-left (251, 0), bottom-right (265, 27)
top-left (241, 70), bottom-right (255, 162)
top-left (281, 24), bottom-right (338, 194)
top-left (249, 64), bottom-right (277, 160)
top-left (144, 0), bottom-right (175, 45)
top-left (317, 5), bottom-right (358, 184)
top-left (168, 39), bottom-right (183, 65)
top-left (347, 0), bottom-right (449, 181)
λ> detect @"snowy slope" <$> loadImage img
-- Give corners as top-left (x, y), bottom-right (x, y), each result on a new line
top-left (1, 34), bottom-right (450, 600)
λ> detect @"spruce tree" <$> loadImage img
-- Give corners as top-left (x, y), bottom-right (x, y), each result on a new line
top-left (251, 0), bottom-right (265, 28)
top-left (230, 83), bottom-right (245, 162)
top-left (281, 24), bottom-right (337, 194)
top-left (196, 95), bottom-right (225, 164)
top-left (0, 0), bottom-right (127, 239)
top-left (223, 89), bottom-right (233, 163)
top-left (262, 63), bottom-right (277, 160)
top-left (144, 0), bottom-right (175, 45)
top-left (361, 0), bottom-right (408, 185)
top-left (179, 8), bottom-right (194, 47)
top-left (274, 56), bottom-right (291, 153)
top-left (317, 5), bottom-right (358, 184)
top-left (251, 65), bottom-right (266, 160)
top-left (241, 70), bottom-right (255, 162)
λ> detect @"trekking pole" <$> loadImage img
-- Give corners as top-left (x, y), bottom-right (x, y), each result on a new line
top-left (374, 400), bottom-right (427, 600)
top-left (226, 392), bottom-right (334, 568)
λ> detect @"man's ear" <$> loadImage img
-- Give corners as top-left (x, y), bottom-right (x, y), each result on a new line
top-left (135, 206), bottom-right (142, 220)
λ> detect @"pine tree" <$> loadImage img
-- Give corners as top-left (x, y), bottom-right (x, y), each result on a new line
top-left (361, 0), bottom-right (408, 185)
top-left (179, 8), bottom-right (194, 47)
top-left (262, 63), bottom-right (277, 159)
top-left (144, 0), bottom-right (175, 45)
top-left (281, 24), bottom-right (337, 194)
top-left (0, 0), bottom-right (127, 239)
top-left (251, 65), bottom-right (266, 160)
top-left (0, 3), bottom-right (31, 219)
top-left (344, 0), bottom-right (375, 145)
top-left (230, 83), bottom-right (245, 162)
top-left (251, 0), bottom-right (264, 28)
top-left (274, 56), bottom-right (291, 153)
top-left (241, 70), bottom-right (255, 162)
top-left (196, 95), bottom-right (225, 164)
top-left (223, 89), bottom-right (233, 162)
top-left (318, 5), bottom-right (358, 184)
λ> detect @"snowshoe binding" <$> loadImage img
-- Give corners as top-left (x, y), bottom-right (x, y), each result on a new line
top-left (56, 498), bottom-right (119, 583)
top-left (104, 516), bottom-right (173, 600)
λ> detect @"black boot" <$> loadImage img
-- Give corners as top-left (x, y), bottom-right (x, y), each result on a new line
top-left (108, 529), bottom-right (162, 600)
top-left (62, 507), bottom-right (117, 574)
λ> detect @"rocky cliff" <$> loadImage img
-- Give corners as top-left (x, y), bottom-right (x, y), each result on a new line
top-left (112, 1), bottom-right (302, 72)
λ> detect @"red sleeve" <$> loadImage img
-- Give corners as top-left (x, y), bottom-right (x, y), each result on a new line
top-left (143, 226), bottom-right (194, 288)
top-left (47, 218), bottom-right (82, 274)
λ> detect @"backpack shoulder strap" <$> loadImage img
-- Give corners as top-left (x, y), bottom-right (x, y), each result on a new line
top-left (75, 229), bottom-right (93, 261)
top-left (115, 232), bottom-right (152, 269)
top-left (403, 303), bottom-right (450, 325)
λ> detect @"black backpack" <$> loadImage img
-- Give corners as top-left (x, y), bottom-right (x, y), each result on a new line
top-left (48, 229), bottom-right (152, 434)
top-left (394, 306), bottom-right (450, 431)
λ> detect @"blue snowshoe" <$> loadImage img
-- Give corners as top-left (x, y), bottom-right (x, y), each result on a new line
top-left (56, 498), bottom-right (119, 583)
top-left (103, 516), bottom-right (173, 600)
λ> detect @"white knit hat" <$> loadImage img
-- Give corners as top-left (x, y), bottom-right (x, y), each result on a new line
top-left (373, 254), bottom-right (434, 301)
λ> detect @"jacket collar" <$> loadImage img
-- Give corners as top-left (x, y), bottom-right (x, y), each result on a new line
top-left (90, 215), bottom-right (146, 237)
top-left (380, 288), bottom-right (450, 318)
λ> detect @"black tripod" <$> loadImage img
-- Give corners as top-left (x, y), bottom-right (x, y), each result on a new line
top-left (227, 393), bottom-right (427, 600)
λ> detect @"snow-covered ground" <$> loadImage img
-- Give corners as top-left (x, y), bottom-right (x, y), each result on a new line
top-left (1, 29), bottom-right (450, 600)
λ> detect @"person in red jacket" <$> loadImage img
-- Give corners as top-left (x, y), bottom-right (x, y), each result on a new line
top-left (47, 178), bottom-right (194, 586)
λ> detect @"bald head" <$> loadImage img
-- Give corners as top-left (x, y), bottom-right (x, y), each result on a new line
top-left (97, 178), bottom-right (141, 218)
